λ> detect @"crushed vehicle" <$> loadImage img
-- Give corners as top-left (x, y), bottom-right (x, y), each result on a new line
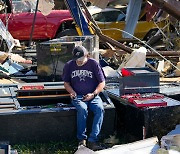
top-left (88, 6), bottom-right (166, 42)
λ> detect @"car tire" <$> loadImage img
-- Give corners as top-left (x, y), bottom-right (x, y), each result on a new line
top-left (143, 29), bottom-right (159, 42)
top-left (56, 29), bottom-right (78, 38)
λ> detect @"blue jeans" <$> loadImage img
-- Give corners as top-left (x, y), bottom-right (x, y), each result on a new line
top-left (72, 95), bottom-right (104, 142)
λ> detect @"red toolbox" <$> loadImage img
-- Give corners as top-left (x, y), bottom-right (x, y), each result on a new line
top-left (121, 93), bottom-right (167, 108)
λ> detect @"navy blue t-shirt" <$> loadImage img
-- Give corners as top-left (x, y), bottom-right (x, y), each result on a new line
top-left (62, 58), bottom-right (105, 95)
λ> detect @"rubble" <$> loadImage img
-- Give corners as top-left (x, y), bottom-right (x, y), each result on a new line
top-left (0, 0), bottom-right (179, 152)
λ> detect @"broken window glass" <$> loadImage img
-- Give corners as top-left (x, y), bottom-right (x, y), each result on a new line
top-left (12, 0), bottom-right (36, 13)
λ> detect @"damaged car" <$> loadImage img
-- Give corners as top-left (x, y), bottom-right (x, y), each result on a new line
top-left (88, 6), bottom-right (166, 42)
top-left (0, 0), bottom-right (75, 48)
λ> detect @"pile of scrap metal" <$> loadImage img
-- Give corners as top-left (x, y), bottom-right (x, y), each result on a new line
top-left (0, 4), bottom-right (33, 79)
top-left (81, 0), bottom-right (180, 78)
top-left (0, 51), bottom-right (33, 79)
top-left (0, 0), bottom-right (179, 80)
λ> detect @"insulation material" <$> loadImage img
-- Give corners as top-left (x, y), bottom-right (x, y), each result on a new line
top-left (122, 0), bottom-right (142, 38)
top-left (118, 47), bottom-right (147, 69)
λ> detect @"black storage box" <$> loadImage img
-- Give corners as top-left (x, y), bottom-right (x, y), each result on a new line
top-left (119, 67), bottom-right (160, 95)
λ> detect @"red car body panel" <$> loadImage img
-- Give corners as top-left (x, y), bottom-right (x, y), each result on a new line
top-left (0, 10), bottom-right (73, 40)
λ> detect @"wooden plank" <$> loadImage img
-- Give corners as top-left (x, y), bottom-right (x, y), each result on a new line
top-left (0, 78), bottom-right (25, 84)
top-left (17, 94), bottom-right (70, 99)
top-left (0, 108), bottom-right (15, 112)
top-left (10, 79), bottom-right (25, 83)
top-left (17, 88), bottom-right (67, 93)
top-left (0, 104), bottom-right (15, 108)
top-left (0, 79), bottom-right (14, 84)
top-left (160, 77), bottom-right (180, 83)
top-left (0, 102), bottom-right (14, 105)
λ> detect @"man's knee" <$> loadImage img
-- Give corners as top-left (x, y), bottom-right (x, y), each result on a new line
top-left (93, 105), bottom-right (104, 115)
top-left (77, 105), bottom-right (88, 114)
top-left (98, 107), bottom-right (104, 114)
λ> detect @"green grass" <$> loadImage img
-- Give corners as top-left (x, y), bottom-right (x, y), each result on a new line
top-left (12, 141), bottom-right (78, 154)
top-left (12, 133), bottom-right (131, 154)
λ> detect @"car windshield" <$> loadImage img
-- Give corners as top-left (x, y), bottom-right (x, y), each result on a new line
top-left (92, 10), bottom-right (125, 22)
top-left (12, 0), bottom-right (36, 13)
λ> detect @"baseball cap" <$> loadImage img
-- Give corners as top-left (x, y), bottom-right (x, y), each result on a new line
top-left (72, 46), bottom-right (88, 60)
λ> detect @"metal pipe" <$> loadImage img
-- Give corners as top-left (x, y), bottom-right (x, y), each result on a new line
top-left (29, 0), bottom-right (39, 47)
top-left (114, 49), bottom-right (180, 57)
top-left (147, 50), bottom-right (180, 57)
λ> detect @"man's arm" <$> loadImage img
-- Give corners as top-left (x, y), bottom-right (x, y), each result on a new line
top-left (93, 81), bottom-right (105, 96)
top-left (64, 82), bottom-right (76, 99)
top-left (83, 81), bottom-right (105, 101)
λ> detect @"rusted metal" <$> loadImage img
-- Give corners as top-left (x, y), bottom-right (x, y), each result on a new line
top-left (98, 33), bottom-right (133, 54)
top-left (97, 29), bottom-right (180, 57)
top-left (148, 0), bottom-right (180, 20)
top-left (101, 48), bottom-right (180, 59)
top-left (147, 50), bottom-right (180, 57)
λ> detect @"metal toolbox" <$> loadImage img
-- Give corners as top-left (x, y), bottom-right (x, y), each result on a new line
top-left (119, 67), bottom-right (160, 95)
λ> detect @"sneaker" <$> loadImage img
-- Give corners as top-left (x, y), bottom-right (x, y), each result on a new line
top-left (87, 141), bottom-right (104, 151)
top-left (78, 139), bottom-right (86, 146)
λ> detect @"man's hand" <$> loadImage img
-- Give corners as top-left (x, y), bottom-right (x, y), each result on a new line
top-left (70, 92), bottom-right (77, 99)
top-left (83, 93), bottom-right (95, 101)
top-left (64, 82), bottom-right (77, 99)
